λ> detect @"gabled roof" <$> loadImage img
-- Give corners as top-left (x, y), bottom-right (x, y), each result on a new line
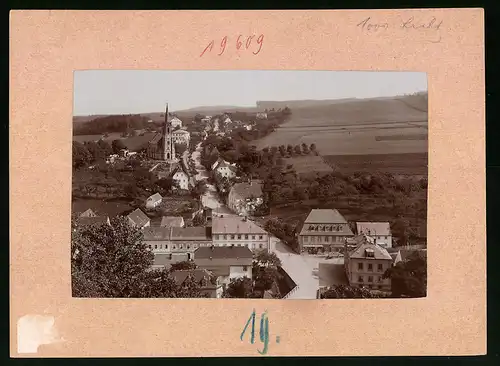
top-left (304, 209), bottom-right (348, 224)
top-left (147, 193), bottom-right (162, 202)
top-left (143, 227), bottom-right (171, 240)
top-left (149, 133), bottom-right (163, 145)
top-left (172, 129), bottom-right (190, 135)
top-left (170, 269), bottom-right (214, 287)
top-left (194, 246), bottom-right (253, 260)
top-left (230, 182), bottom-right (263, 200)
top-left (171, 227), bottom-right (212, 241)
top-left (211, 216), bottom-right (266, 234)
top-left (356, 222), bottom-right (391, 236)
top-left (79, 208), bottom-right (97, 217)
top-left (160, 216), bottom-right (184, 227)
top-left (127, 208), bottom-right (150, 227)
top-left (78, 216), bottom-right (109, 226)
top-left (348, 235), bottom-right (392, 261)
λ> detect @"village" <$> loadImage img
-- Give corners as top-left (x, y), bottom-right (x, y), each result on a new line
top-left (72, 102), bottom-right (427, 299)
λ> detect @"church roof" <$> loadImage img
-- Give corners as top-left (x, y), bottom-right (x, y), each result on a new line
top-left (149, 133), bottom-right (163, 144)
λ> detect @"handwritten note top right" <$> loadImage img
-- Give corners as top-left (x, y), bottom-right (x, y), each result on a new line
top-left (357, 16), bottom-right (443, 43)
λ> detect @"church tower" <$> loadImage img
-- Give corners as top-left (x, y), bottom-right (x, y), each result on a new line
top-left (163, 103), bottom-right (176, 162)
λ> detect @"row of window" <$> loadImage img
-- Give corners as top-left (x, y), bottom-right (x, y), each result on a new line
top-left (302, 235), bottom-right (345, 243)
top-left (358, 263), bottom-right (384, 271)
top-left (358, 275), bottom-right (384, 283)
top-left (148, 242), bottom-right (265, 250)
top-left (214, 234), bottom-right (264, 240)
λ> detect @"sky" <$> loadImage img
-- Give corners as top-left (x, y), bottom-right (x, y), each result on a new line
top-left (73, 71), bottom-right (427, 116)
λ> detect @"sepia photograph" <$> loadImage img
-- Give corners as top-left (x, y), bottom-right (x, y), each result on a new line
top-left (71, 70), bottom-right (428, 299)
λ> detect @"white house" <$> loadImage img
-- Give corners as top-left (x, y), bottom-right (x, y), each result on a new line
top-left (172, 129), bottom-right (191, 145)
top-left (223, 117), bottom-right (232, 124)
top-left (356, 222), bottom-right (393, 248)
top-left (193, 246), bottom-right (253, 291)
top-left (211, 158), bottom-right (237, 179)
top-left (145, 192), bottom-right (163, 209)
top-left (170, 117), bottom-right (183, 128)
top-left (172, 167), bottom-right (190, 190)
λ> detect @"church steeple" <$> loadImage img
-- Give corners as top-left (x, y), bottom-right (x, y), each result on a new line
top-left (163, 102), bottom-right (175, 162)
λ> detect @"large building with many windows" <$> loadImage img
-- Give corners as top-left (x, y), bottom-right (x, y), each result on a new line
top-left (211, 215), bottom-right (269, 252)
top-left (298, 209), bottom-right (354, 254)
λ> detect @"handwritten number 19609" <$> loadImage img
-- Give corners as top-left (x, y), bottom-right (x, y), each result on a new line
top-left (200, 34), bottom-right (264, 57)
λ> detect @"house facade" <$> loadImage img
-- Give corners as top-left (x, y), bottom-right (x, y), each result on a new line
top-left (227, 181), bottom-right (263, 216)
top-left (211, 216), bottom-right (269, 252)
top-left (143, 226), bottom-right (212, 261)
top-left (193, 246), bottom-right (253, 291)
top-left (298, 209), bottom-right (354, 253)
top-left (172, 129), bottom-right (190, 145)
top-left (356, 222), bottom-right (392, 248)
top-left (344, 235), bottom-right (393, 291)
top-left (170, 117), bottom-right (183, 128)
top-left (172, 167), bottom-right (190, 190)
top-left (145, 193), bottom-right (163, 209)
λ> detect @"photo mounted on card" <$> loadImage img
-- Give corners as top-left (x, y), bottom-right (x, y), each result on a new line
top-left (10, 9), bottom-right (485, 357)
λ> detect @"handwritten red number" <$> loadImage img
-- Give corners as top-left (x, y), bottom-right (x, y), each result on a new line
top-left (246, 35), bottom-right (255, 49)
top-left (218, 36), bottom-right (227, 56)
top-left (253, 34), bottom-right (264, 55)
top-left (200, 40), bottom-right (214, 57)
top-left (236, 35), bottom-right (243, 50)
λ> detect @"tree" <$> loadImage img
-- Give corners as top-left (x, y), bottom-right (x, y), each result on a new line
top-left (72, 142), bottom-right (92, 169)
top-left (383, 252), bottom-right (427, 298)
top-left (191, 180), bottom-right (207, 198)
top-left (301, 143), bottom-right (310, 155)
top-left (294, 145), bottom-right (302, 156)
top-left (156, 177), bottom-right (174, 193)
top-left (320, 285), bottom-right (385, 298)
top-left (71, 217), bottom-right (206, 298)
top-left (111, 139), bottom-right (127, 154)
top-left (224, 277), bottom-right (254, 298)
top-left (97, 139), bottom-right (113, 156)
top-left (310, 143), bottom-right (317, 153)
top-left (169, 260), bottom-right (197, 271)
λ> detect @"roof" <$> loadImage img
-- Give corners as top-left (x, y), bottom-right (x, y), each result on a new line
top-left (194, 246), bottom-right (253, 260)
top-left (79, 208), bottom-right (96, 217)
top-left (147, 193), bottom-right (162, 202)
top-left (304, 209), bottom-right (348, 224)
top-left (149, 133), bottom-right (163, 145)
top-left (173, 129), bottom-right (190, 135)
top-left (356, 222), bottom-right (391, 236)
top-left (211, 216), bottom-right (266, 234)
top-left (143, 226), bottom-right (211, 241)
top-left (170, 269), bottom-right (213, 287)
top-left (127, 208), bottom-right (150, 227)
top-left (348, 235), bottom-right (392, 261)
top-left (78, 216), bottom-right (109, 226)
top-left (170, 117), bottom-right (182, 123)
top-left (299, 221), bottom-right (353, 236)
top-left (143, 227), bottom-right (171, 240)
top-left (230, 182), bottom-right (263, 200)
top-left (160, 216), bottom-right (184, 227)
top-left (211, 157), bottom-right (225, 170)
top-left (216, 161), bottom-right (237, 172)
top-left (171, 227), bottom-right (212, 241)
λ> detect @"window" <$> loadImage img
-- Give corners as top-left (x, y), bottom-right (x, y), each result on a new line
top-left (259, 244), bottom-right (263, 249)
top-left (165, 245), bottom-right (169, 250)
top-left (358, 263), bottom-right (363, 270)
top-left (252, 235), bottom-right (255, 240)
top-left (368, 263), bottom-right (373, 271)
top-left (231, 235), bottom-right (235, 239)
top-left (148, 245), bottom-right (152, 249)
top-left (193, 244), bottom-right (198, 248)
top-left (378, 285), bottom-right (383, 289)
top-left (252, 243), bottom-right (256, 249)
top-left (173, 245), bottom-right (177, 250)
top-left (187, 245), bottom-right (190, 249)
top-left (238, 235), bottom-right (241, 239)
top-left (154, 245), bottom-right (158, 249)
top-left (243, 266), bottom-right (248, 271)
top-left (245, 234), bottom-right (248, 239)
top-left (223, 235), bottom-right (227, 240)
top-left (378, 264), bottom-right (383, 272)
top-left (180, 244), bottom-right (183, 249)
top-left (368, 276), bottom-right (373, 283)
top-left (259, 235), bottom-right (263, 240)
top-left (378, 276), bottom-right (382, 282)
top-left (317, 236), bottom-right (322, 243)
top-left (358, 276), bottom-right (363, 282)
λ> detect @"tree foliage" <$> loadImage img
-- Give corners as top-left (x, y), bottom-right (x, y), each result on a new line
top-left (383, 251), bottom-right (427, 298)
top-left (320, 285), bottom-right (386, 299)
top-left (71, 217), bottom-right (206, 298)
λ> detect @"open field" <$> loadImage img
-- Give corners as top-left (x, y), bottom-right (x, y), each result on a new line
top-left (283, 156), bottom-right (333, 176)
top-left (253, 95), bottom-right (428, 157)
top-left (324, 153), bottom-right (428, 176)
top-left (72, 198), bottom-right (134, 217)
